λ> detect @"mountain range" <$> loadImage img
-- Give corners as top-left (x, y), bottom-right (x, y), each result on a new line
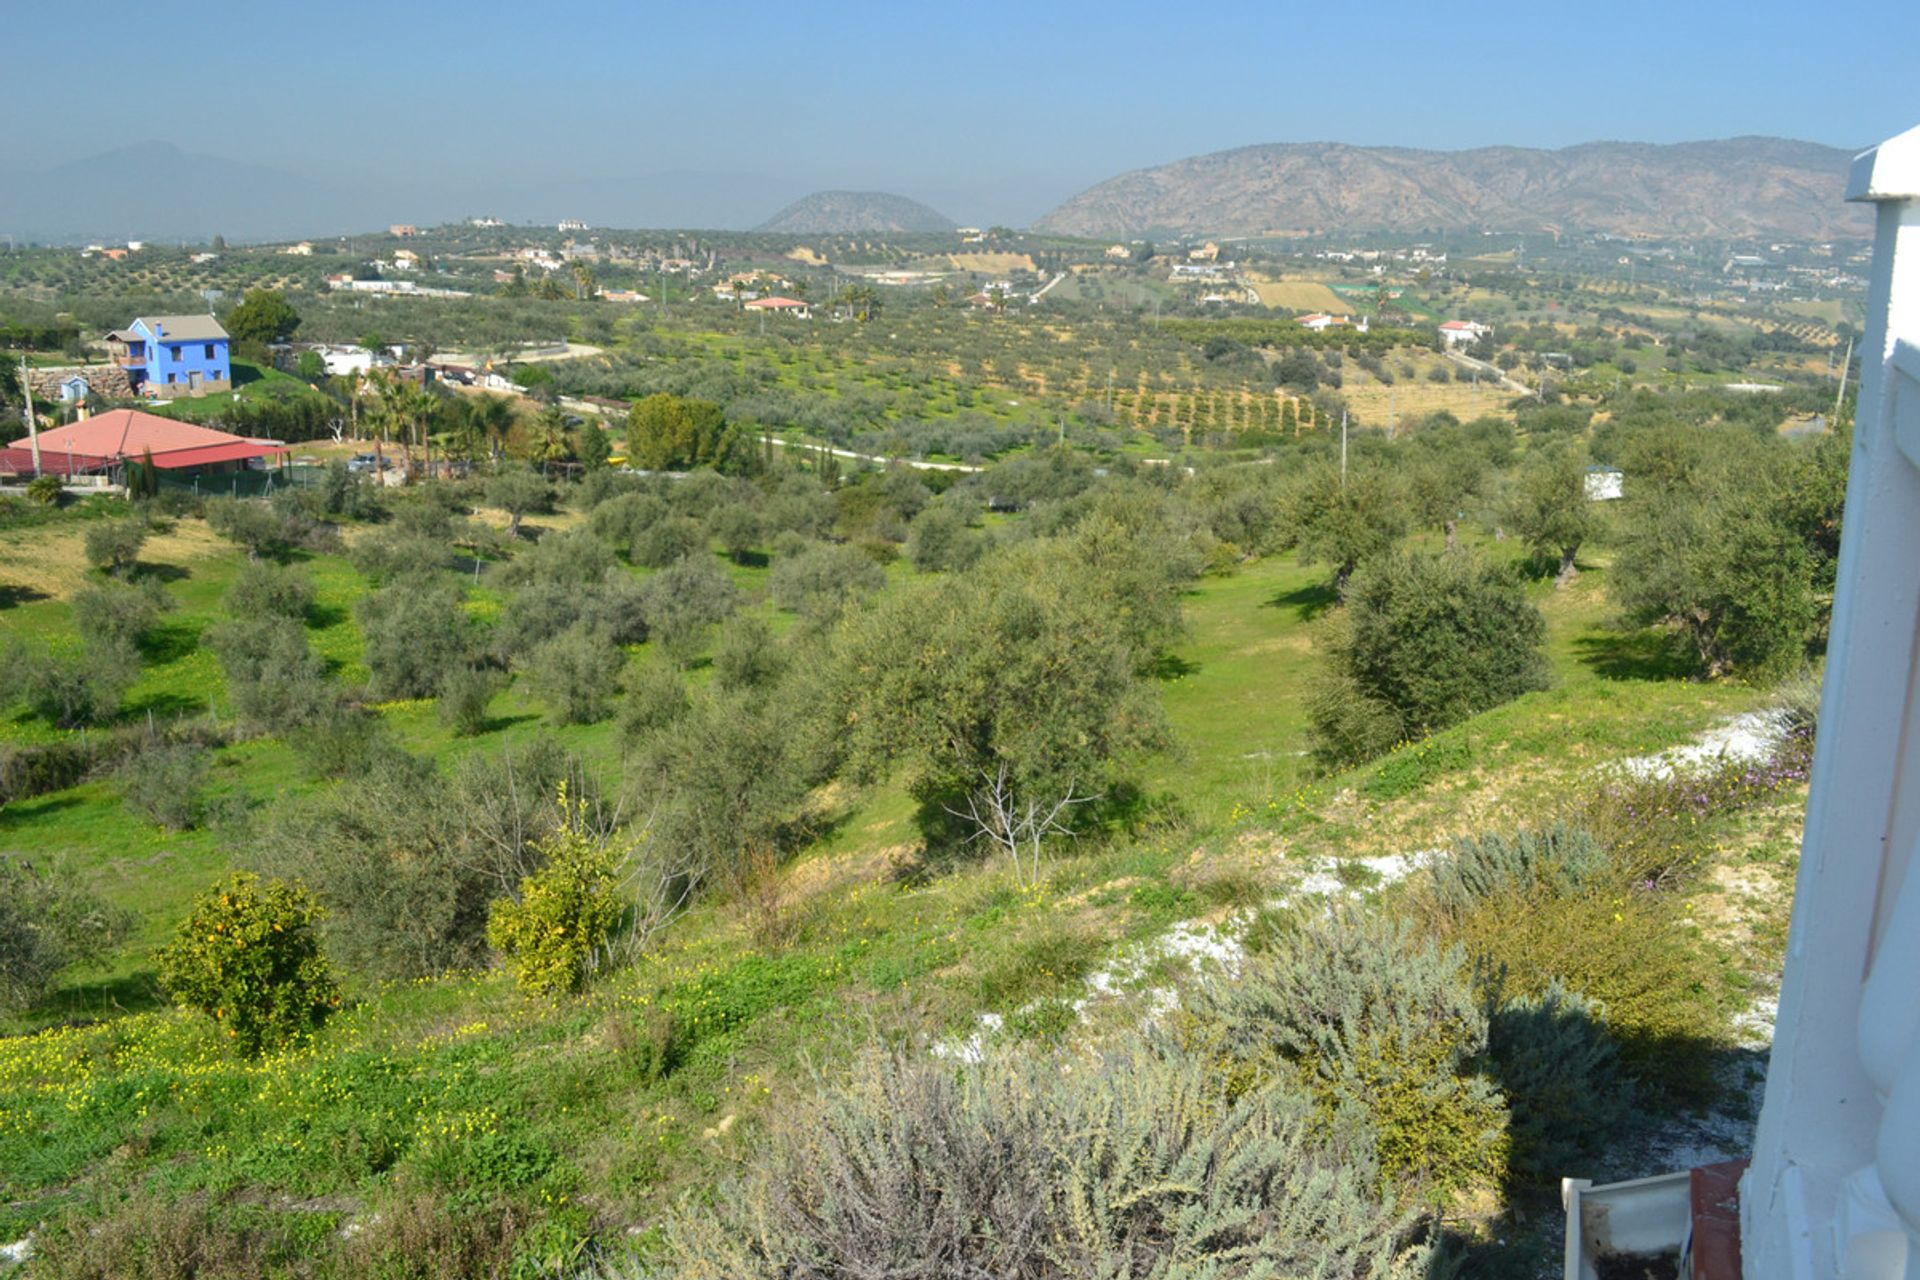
top-left (755, 190), bottom-right (956, 234)
top-left (1033, 137), bottom-right (1871, 241)
top-left (0, 136), bottom-right (1871, 245)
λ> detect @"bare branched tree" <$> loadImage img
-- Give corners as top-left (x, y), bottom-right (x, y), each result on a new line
top-left (946, 762), bottom-right (1093, 886)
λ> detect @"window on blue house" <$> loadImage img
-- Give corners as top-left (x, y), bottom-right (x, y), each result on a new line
top-left (205, 344), bottom-right (215, 359)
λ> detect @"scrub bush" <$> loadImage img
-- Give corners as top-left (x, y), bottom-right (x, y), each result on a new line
top-left (155, 873), bottom-right (338, 1056)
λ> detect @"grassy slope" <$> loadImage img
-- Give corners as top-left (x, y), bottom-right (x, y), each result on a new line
top-left (0, 521), bottom-right (1796, 1267)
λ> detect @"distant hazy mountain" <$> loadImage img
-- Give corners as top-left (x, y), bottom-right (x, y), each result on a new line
top-left (0, 142), bottom-right (363, 243)
top-left (756, 190), bottom-right (956, 234)
top-left (0, 144), bottom-right (806, 242)
top-left (1034, 137), bottom-right (1871, 241)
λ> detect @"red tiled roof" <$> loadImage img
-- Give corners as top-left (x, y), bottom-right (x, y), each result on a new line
top-left (8, 410), bottom-right (273, 462)
top-left (0, 446), bottom-right (114, 476)
top-left (147, 442), bottom-right (287, 470)
top-left (1439, 320), bottom-right (1477, 330)
top-left (744, 296), bottom-right (808, 309)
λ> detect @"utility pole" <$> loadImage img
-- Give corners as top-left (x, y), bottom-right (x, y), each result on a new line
top-left (1339, 408), bottom-right (1348, 487)
top-left (19, 352), bottom-right (40, 476)
top-left (1831, 336), bottom-right (1854, 432)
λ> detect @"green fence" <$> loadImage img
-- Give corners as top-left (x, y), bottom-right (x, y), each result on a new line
top-left (155, 464), bottom-right (327, 499)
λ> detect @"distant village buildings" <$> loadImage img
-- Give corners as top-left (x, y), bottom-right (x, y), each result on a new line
top-left (388, 224), bottom-right (418, 238)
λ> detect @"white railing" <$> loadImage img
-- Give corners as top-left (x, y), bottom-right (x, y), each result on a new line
top-left (1741, 123), bottom-right (1920, 1280)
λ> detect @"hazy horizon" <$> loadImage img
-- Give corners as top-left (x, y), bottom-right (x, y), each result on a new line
top-left (4, 0), bottom-right (1915, 239)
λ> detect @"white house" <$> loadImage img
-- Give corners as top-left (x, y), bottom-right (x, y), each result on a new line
top-left (1438, 319), bottom-right (1492, 346)
top-left (557, 218), bottom-right (589, 232)
top-left (1296, 313), bottom-right (1356, 332)
top-left (310, 344), bottom-right (395, 377)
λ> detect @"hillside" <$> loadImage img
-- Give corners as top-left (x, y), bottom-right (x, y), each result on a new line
top-left (1033, 136), bottom-right (1871, 241)
top-left (755, 189), bottom-right (956, 234)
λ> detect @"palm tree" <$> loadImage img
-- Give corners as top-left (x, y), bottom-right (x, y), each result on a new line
top-left (530, 405), bottom-right (571, 471)
top-left (472, 394), bottom-right (515, 468)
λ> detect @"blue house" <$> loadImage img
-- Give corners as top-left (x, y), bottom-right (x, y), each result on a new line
top-left (105, 314), bottom-right (232, 398)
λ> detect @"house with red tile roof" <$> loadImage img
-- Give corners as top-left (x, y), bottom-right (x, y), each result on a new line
top-left (743, 296), bottom-right (811, 318)
top-left (1, 409), bottom-right (286, 478)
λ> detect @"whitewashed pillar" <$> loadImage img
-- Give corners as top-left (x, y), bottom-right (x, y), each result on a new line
top-left (1742, 122), bottom-right (1920, 1280)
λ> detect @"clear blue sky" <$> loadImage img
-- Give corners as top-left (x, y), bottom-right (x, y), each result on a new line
top-left (8, 0), bottom-right (1917, 226)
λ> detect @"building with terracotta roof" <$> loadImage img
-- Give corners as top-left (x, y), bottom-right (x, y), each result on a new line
top-left (743, 296), bottom-right (811, 318)
top-left (0, 409), bottom-right (286, 479)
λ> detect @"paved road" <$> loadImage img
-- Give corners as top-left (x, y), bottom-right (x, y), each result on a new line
top-left (1443, 350), bottom-right (1531, 395)
top-left (760, 434), bottom-right (982, 473)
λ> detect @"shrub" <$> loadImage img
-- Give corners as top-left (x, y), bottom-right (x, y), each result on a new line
top-left (1427, 823), bottom-right (1608, 922)
top-left (661, 1041), bottom-right (1430, 1279)
top-left (117, 741), bottom-right (211, 831)
top-left (70, 578), bottom-right (171, 650)
top-left (206, 614), bottom-right (333, 730)
top-left (83, 516), bottom-right (150, 576)
top-left (254, 738), bottom-right (599, 979)
top-left (640, 554), bottom-right (741, 665)
top-left (588, 490), bottom-right (665, 552)
top-left (1191, 911), bottom-right (1509, 1205)
top-left (25, 472), bottom-right (63, 504)
top-left (1576, 730), bottom-right (1813, 886)
top-left (154, 872), bottom-right (338, 1056)
top-left (486, 793), bottom-right (628, 995)
top-left (0, 855), bottom-right (132, 1012)
top-left (708, 502), bottom-right (763, 563)
top-left (632, 514), bottom-right (704, 567)
top-left (1, 637), bottom-right (137, 728)
top-left (905, 503), bottom-right (980, 572)
top-left (768, 539), bottom-right (887, 622)
top-left (619, 664), bottom-right (689, 746)
top-left (487, 468), bottom-right (554, 537)
top-left (712, 613), bottom-right (784, 692)
top-left (1311, 549), bottom-right (1549, 767)
top-left (348, 528), bottom-right (457, 583)
top-left (1486, 981), bottom-right (1634, 1186)
top-left (524, 626), bottom-right (625, 725)
top-left (204, 496), bottom-right (307, 560)
top-left (225, 560), bottom-right (313, 621)
top-left (438, 664), bottom-right (503, 735)
top-left (356, 577), bottom-right (472, 699)
top-left (1444, 886), bottom-right (1722, 1101)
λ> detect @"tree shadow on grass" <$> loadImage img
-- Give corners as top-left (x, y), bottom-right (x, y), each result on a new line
top-left (1573, 629), bottom-right (1699, 682)
top-left (138, 617), bottom-right (203, 666)
top-left (1265, 580), bottom-right (1338, 621)
top-left (35, 969), bottom-right (168, 1028)
top-left (305, 602), bottom-right (349, 630)
top-left (133, 560), bottom-right (191, 585)
top-left (1147, 651), bottom-right (1199, 680)
top-left (122, 690), bottom-right (206, 720)
top-left (479, 711), bottom-right (542, 735)
top-left (0, 583), bottom-right (50, 608)
top-left (0, 791), bottom-right (86, 827)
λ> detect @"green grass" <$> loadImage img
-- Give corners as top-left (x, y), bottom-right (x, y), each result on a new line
top-left (0, 509), bottom-right (1804, 1272)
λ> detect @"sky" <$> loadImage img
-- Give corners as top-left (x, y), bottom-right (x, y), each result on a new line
top-left (6, 0), bottom-right (1918, 230)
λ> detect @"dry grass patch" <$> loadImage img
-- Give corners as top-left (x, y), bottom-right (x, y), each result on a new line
top-left (0, 516), bottom-right (228, 603)
top-left (948, 252), bottom-right (1035, 274)
top-left (1249, 280), bottom-right (1350, 312)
